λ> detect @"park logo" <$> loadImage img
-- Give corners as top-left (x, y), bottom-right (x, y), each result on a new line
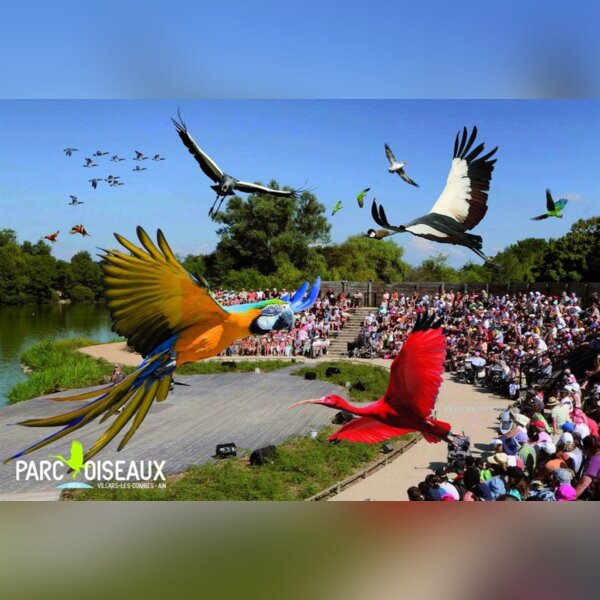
top-left (14, 439), bottom-right (167, 490)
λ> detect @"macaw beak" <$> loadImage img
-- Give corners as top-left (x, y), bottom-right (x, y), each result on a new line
top-left (273, 306), bottom-right (294, 331)
top-left (289, 397), bottom-right (323, 409)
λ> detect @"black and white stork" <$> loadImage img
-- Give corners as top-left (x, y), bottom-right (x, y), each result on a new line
top-left (172, 110), bottom-right (306, 220)
top-left (371, 126), bottom-right (498, 261)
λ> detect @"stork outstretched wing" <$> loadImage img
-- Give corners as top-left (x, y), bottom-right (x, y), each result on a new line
top-left (428, 126), bottom-right (497, 231)
top-left (171, 111), bottom-right (224, 183)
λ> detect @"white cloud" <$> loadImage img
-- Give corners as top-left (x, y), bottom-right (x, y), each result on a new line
top-left (564, 192), bottom-right (591, 204)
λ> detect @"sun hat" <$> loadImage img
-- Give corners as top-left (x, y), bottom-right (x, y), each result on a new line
top-left (513, 413), bottom-right (531, 428)
top-left (552, 468), bottom-right (574, 484)
top-left (539, 440), bottom-right (557, 455)
top-left (559, 432), bottom-right (574, 445)
top-left (546, 396), bottom-right (559, 407)
top-left (487, 453), bottom-right (510, 467)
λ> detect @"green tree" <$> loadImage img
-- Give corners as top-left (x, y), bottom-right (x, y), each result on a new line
top-left (535, 217), bottom-right (600, 281)
top-left (213, 185), bottom-right (330, 279)
top-left (23, 253), bottom-right (57, 303)
top-left (488, 238), bottom-right (548, 282)
top-left (322, 236), bottom-right (410, 282)
top-left (409, 253), bottom-right (459, 282)
top-left (0, 231), bottom-right (28, 304)
top-left (70, 251), bottom-right (103, 300)
top-left (459, 261), bottom-right (492, 283)
top-left (54, 260), bottom-right (75, 299)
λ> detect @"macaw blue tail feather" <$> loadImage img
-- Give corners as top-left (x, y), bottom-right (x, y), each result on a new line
top-left (282, 277), bottom-right (321, 311)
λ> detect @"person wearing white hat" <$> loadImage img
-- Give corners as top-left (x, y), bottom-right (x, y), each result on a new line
top-left (557, 432), bottom-right (584, 473)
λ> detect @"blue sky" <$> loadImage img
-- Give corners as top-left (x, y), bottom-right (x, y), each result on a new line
top-left (0, 100), bottom-right (598, 267)
top-left (0, 2), bottom-right (598, 98)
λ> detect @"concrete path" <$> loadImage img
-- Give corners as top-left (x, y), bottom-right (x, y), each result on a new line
top-left (0, 366), bottom-right (340, 496)
top-left (331, 373), bottom-right (512, 501)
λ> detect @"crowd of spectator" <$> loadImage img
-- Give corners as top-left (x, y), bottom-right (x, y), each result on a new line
top-left (212, 287), bottom-right (352, 359)
top-left (355, 288), bottom-right (599, 392)
top-left (407, 363), bottom-right (600, 501)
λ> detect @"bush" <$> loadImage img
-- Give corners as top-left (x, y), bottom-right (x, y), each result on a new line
top-left (69, 284), bottom-right (94, 303)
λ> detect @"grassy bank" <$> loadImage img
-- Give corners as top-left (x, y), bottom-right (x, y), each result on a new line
top-left (68, 426), bottom-right (414, 501)
top-left (293, 361), bottom-right (389, 403)
top-left (8, 341), bottom-right (294, 404)
top-left (8, 338), bottom-right (135, 404)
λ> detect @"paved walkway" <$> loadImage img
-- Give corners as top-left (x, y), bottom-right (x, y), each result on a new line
top-left (331, 373), bottom-right (512, 501)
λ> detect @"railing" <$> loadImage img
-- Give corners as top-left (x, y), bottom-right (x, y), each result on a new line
top-left (321, 281), bottom-right (599, 308)
top-left (305, 435), bottom-right (420, 501)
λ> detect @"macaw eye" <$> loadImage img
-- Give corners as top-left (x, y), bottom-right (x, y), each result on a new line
top-left (261, 304), bottom-right (283, 316)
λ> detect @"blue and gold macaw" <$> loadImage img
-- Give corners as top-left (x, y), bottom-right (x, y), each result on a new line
top-left (5, 227), bottom-right (320, 463)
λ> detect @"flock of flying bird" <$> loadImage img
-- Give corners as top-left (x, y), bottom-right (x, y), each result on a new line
top-left (43, 148), bottom-right (167, 244)
top-left (9, 112), bottom-right (577, 465)
top-left (46, 115), bottom-right (570, 261)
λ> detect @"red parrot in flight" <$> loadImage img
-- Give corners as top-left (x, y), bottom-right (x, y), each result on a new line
top-left (70, 224), bottom-right (91, 237)
top-left (44, 231), bottom-right (60, 243)
top-left (290, 313), bottom-right (452, 443)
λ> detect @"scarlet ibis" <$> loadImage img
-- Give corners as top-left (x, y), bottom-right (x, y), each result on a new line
top-left (172, 110), bottom-right (306, 220)
top-left (372, 127), bottom-right (498, 261)
top-left (531, 189), bottom-right (568, 221)
top-left (63, 148), bottom-right (78, 156)
top-left (290, 312), bottom-right (453, 443)
top-left (384, 144), bottom-right (419, 187)
top-left (70, 224), bottom-right (91, 237)
top-left (44, 231), bottom-right (60, 243)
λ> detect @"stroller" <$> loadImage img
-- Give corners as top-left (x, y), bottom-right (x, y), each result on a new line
top-left (446, 433), bottom-right (471, 470)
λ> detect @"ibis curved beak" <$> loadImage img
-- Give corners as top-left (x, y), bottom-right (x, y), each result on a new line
top-left (288, 398), bottom-right (322, 409)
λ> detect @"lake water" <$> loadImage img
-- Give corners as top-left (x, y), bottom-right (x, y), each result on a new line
top-left (0, 304), bottom-right (115, 405)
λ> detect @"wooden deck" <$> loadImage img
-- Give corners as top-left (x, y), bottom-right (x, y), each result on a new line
top-left (0, 366), bottom-right (341, 495)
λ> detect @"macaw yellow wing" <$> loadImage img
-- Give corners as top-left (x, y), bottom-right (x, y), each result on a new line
top-left (102, 226), bottom-right (228, 358)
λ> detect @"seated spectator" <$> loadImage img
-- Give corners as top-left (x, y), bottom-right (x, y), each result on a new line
top-left (575, 435), bottom-right (600, 500)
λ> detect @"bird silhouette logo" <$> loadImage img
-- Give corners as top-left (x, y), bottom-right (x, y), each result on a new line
top-left (50, 440), bottom-right (86, 480)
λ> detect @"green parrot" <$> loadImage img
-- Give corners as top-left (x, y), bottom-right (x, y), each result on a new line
top-left (531, 189), bottom-right (568, 220)
top-left (356, 187), bottom-right (371, 208)
top-left (332, 200), bottom-right (343, 216)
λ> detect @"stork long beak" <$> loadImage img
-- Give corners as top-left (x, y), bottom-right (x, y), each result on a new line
top-left (289, 398), bottom-right (323, 409)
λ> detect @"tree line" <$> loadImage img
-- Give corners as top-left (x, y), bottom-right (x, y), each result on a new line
top-left (1, 186), bottom-right (598, 305)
